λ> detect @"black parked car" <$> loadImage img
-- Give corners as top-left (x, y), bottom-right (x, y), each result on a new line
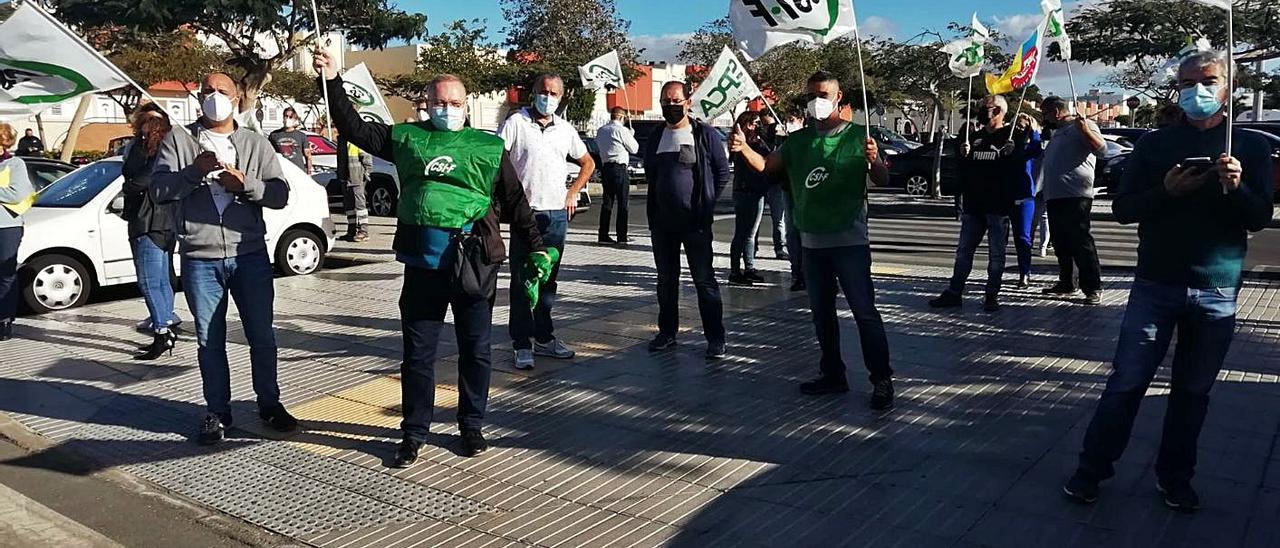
top-left (887, 138), bottom-right (959, 197)
top-left (1101, 127), bottom-right (1150, 148)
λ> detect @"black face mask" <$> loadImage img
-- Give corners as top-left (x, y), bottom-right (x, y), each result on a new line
top-left (662, 104), bottom-right (686, 125)
top-left (976, 111), bottom-right (992, 125)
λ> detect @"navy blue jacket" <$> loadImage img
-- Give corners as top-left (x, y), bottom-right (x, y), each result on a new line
top-left (642, 119), bottom-right (730, 230)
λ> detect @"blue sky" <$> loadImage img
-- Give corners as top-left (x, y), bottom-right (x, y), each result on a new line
top-left (391, 1), bottom-right (1142, 96)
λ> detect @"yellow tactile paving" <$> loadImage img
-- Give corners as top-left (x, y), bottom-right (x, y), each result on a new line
top-left (284, 376), bottom-right (458, 456)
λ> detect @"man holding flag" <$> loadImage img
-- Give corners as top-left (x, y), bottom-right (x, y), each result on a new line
top-left (731, 71), bottom-right (895, 410)
top-left (1064, 50), bottom-right (1273, 512)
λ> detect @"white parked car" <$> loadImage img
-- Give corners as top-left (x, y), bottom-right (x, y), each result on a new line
top-left (306, 133), bottom-right (401, 217)
top-left (16, 156), bottom-right (336, 313)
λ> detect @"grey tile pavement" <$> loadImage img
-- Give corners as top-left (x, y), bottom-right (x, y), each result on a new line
top-left (0, 215), bottom-right (1277, 547)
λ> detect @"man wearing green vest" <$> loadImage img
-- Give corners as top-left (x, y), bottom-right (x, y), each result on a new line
top-left (314, 51), bottom-right (552, 466)
top-left (731, 71), bottom-right (895, 411)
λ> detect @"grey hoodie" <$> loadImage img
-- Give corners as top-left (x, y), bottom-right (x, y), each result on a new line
top-left (151, 122), bottom-right (289, 260)
top-left (0, 157), bottom-right (35, 229)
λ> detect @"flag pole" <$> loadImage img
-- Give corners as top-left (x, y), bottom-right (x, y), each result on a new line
top-left (1225, 7), bottom-right (1233, 157)
top-left (964, 76), bottom-right (973, 144)
top-left (851, 1), bottom-right (872, 129)
top-left (310, 0), bottom-right (333, 141)
top-left (1065, 61), bottom-right (1079, 115)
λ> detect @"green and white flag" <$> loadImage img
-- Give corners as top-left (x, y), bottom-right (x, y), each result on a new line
top-left (341, 63), bottom-right (394, 124)
top-left (941, 13), bottom-right (988, 79)
top-left (689, 47), bottom-right (760, 121)
top-left (1041, 0), bottom-right (1072, 60)
top-left (578, 51), bottom-right (625, 91)
top-left (0, 3), bottom-right (136, 120)
top-left (730, 0), bottom-right (858, 60)
top-left (970, 12), bottom-right (990, 43)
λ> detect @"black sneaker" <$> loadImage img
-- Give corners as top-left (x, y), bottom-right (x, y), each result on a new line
top-left (1042, 284), bottom-right (1078, 296)
top-left (743, 270), bottom-right (765, 283)
top-left (598, 235), bottom-right (617, 245)
top-left (983, 294), bottom-right (1001, 312)
top-left (705, 341), bottom-right (726, 360)
top-left (1017, 275), bottom-right (1031, 289)
top-left (1061, 471), bottom-right (1100, 504)
top-left (870, 379), bottom-right (894, 410)
top-left (392, 439), bottom-right (422, 468)
top-left (617, 236), bottom-right (633, 245)
top-left (197, 413), bottom-right (228, 445)
top-left (648, 333), bottom-right (677, 352)
top-left (0, 320), bottom-right (12, 341)
top-left (259, 405), bottom-right (299, 433)
top-left (1157, 481), bottom-right (1201, 512)
top-left (790, 279), bottom-right (806, 292)
top-left (460, 429), bottom-right (488, 458)
top-left (929, 291), bottom-right (962, 308)
top-left (727, 272), bottom-right (755, 286)
top-left (799, 376), bottom-right (850, 395)
top-left (1083, 291), bottom-right (1102, 306)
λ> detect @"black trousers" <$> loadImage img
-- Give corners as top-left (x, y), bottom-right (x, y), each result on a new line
top-left (598, 163), bottom-right (630, 240)
top-left (0, 226), bottom-right (21, 323)
top-left (1046, 197), bottom-right (1102, 293)
top-left (399, 265), bottom-right (496, 440)
top-left (651, 226), bottom-right (725, 343)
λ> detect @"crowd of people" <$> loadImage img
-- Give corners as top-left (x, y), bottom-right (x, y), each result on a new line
top-left (0, 47), bottom-right (1271, 514)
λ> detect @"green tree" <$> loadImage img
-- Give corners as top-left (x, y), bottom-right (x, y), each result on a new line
top-left (500, 0), bottom-right (639, 123)
top-left (52, 0), bottom-right (426, 112)
top-left (1068, 0), bottom-right (1279, 100)
top-left (263, 68), bottom-right (324, 105)
top-left (380, 19), bottom-right (512, 100)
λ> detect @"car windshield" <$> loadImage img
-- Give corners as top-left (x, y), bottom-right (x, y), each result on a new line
top-left (873, 126), bottom-right (909, 143)
top-left (34, 160), bottom-right (121, 208)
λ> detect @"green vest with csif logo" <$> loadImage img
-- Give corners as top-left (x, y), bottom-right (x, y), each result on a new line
top-left (390, 123), bottom-right (500, 227)
top-left (781, 123), bottom-right (868, 234)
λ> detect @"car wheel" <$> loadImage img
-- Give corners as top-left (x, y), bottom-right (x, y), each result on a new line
top-left (367, 179), bottom-right (398, 217)
top-left (905, 174), bottom-right (931, 197)
top-left (23, 254), bottom-right (92, 313)
top-left (275, 229), bottom-right (325, 276)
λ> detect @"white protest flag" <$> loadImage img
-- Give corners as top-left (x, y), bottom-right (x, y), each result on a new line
top-left (942, 38), bottom-right (985, 79)
top-left (0, 3), bottom-right (138, 120)
top-left (971, 13), bottom-right (990, 43)
top-left (1188, 0), bottom-right (1232, 9)
top-left (578, 50), bottom-right (625, 91)
top-left (730, 0), bottom-right (858, 60)
top-left (341, 63), bottom-right (394, 124)
top-left (1041, 0), bottom-right (1072, 60)
top-left (689, 46), bottom-right (760, 121)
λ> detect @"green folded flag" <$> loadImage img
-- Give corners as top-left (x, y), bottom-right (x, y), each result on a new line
top-left (523, 248), bottom-right (561, 309)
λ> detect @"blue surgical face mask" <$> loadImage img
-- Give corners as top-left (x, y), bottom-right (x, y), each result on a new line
top-left (1179, 84), bottom-right (1223, 121)
top-left (533, 94), bottom-right (559, 116)
top-left (430, 106), bottom-right (465, 131)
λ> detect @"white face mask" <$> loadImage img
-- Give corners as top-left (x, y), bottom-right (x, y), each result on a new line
top-left (201, 92), bottom-right (236, 123)
top-left (533, 94), bottom-right (560, 117)
top-left (806, 97), bottom-right (835, 121)
top-left (416, 109), bottom-right (432, 122)
top-left (430, 106), bottom-right (466, 131)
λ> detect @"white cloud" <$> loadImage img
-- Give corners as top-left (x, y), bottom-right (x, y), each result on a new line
top-left (991, 13), bottom-right (1044, 42)
top-left (632, 33), bottom-right (694, 64)
top-left (860, 16), bottom-right (898, 39)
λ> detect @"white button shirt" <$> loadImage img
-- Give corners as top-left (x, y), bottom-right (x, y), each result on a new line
top-left (595, 120), bottom-right (639, 164)
top-left (498, 108), bottom-right (589, 212)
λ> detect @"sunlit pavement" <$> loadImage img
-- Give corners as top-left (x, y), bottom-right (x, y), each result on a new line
top-left (2, 212), bottom-right (1277, 547)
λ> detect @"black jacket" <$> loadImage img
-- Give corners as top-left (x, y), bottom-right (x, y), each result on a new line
top-left (642, 119), bottom-right (731, 230)
top-left (121, 142), bottom-right (178, 251)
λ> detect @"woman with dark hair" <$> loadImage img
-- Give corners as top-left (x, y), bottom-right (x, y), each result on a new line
top-left (0, 122), bottom-right (34, 341)
top-left (728, 110), bottom-right (776, 286)
top-left (122, 102), bottom-right (182, 360)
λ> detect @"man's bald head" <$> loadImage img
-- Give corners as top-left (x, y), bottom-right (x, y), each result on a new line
top-left (200, 72), bottom-right (240, 103)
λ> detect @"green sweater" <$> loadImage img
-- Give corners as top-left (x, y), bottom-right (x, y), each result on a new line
top-left (1114, 124), bottom-right (1274, 288)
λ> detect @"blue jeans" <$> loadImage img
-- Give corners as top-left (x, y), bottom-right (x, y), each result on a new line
top-left (181, 251), bottom-right (280, 415)
top-left (730, 189), bottom-right (764, 272)
top-left (803, 245), bottom-right (893, 384)
top-left (765, 185), bottom-right (787, 256)
top-left (0, 227), bottom-right (21, 323)
top-left (509, 210), bottom-right (567, 350)
top-left (947, 213), bottom-right (1010, 297)
top-left (1078, 278), bottom-right (1239, 485)
top-left (131, 236), bottom-right (178, 334)
top-left (1010, 200), bottom-right (1035, 277)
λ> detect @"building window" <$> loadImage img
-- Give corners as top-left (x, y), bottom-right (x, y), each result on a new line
top-left (50, 103), bottom-right (63, 116)
top-left (268, 108), bottom-right (278, 122)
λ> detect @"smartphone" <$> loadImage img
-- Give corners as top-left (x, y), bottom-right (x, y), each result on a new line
top-left (1180, 157), bottom-right (1216, 169)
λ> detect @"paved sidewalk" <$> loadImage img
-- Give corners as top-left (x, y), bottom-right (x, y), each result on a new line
top-left (0, 482), bottom-right (121, 548)
top-left (1, 217), bottom-right (1277, 547)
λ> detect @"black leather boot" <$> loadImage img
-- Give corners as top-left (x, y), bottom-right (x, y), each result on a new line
top-left (134, 331), bottom-right (177, 361)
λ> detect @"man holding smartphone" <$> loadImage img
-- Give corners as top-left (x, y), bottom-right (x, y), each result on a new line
top-left (1063, 51), bottom-right (1274, 511)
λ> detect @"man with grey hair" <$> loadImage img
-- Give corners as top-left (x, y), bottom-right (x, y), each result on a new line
top-left (315, 52), bottom-right (552, 466)
top-left (498, 73), bottom-right (595, 371)
top-left (930, 94), bottom-right (1039, 312)
top-left (1064, 50), bottom-right (1274, 511)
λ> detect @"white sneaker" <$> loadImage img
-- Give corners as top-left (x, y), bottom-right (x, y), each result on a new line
top-left (514, 349), bottom-right (535, 370)
top-left (533, 338), bottom-right (575, 359)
